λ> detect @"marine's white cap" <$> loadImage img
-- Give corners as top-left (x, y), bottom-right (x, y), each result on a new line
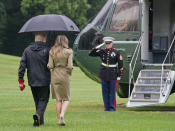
top-left (103, 37), bottom-right (115, 44)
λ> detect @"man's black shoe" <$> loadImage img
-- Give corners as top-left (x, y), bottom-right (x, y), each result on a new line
top-left (33, 114), bottom-right (40, 126)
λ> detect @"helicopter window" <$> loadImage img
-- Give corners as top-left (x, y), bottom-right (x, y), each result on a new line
top-left (92, 0), bottom-right (112, 30)
top-left (78, 28), bottom-right (97, 50)
top-left (78, 0), bottom-right (113, 50)
top-left (94, 7), bottom-right (111, 30)
top-left (109, 0), bottom-right (139, 32)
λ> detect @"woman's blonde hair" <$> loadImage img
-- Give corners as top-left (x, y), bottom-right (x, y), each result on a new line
top-left (50, 35), bottom-right (69, 56)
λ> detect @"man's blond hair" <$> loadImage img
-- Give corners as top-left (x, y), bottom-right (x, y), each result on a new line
top-left (35, 32), bottom-right (47, 42)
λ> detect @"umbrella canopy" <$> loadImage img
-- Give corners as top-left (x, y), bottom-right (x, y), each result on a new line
top-left (19, 14), bottom-right (80, 33)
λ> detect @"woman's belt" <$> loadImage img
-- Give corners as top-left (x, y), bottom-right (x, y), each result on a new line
top-left (54, 65), bottom-right (66, 68)
top-left (101, 62), bottom-right (117, 67)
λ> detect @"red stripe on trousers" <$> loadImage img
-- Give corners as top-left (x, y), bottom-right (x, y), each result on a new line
top-left (114, 80), bottom-right (117, 111)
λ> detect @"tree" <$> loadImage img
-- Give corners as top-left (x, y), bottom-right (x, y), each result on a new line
top-left (20, 0), bottom-right (90, 29)
top-left (0, 2), bottom-right (7, 45)
top-left (0, 0), bottom-right (31, 56)
top-left (87, 0), bottom-right (107, 20)
top-left (0, 0), bottom-right (107, 56)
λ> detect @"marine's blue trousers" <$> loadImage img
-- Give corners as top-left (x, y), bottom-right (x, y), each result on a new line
top-left (101, 80), bottom-right (117, 111)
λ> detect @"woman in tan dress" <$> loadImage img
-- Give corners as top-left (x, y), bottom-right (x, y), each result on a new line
top-left (47, 35), bottom-right (73, 126)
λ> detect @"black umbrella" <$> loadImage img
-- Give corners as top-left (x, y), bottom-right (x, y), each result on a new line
top-left (19, 14), bottom-right (80, 33)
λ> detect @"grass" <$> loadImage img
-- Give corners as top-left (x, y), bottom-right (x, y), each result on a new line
top-left (0, 53), bottom-right (175, 131)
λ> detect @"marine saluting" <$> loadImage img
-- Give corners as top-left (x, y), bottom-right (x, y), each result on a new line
top-left (89, 36), bottom-right (123, 111)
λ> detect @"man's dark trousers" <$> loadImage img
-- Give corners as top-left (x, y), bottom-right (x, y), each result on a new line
top-left (31, 86), bottom-right (50, 124)
top-left (101, 80), bottom-right (116, 111)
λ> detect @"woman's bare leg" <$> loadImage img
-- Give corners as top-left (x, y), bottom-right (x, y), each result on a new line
top-left (60, 101), bottom-right (69, 117)
top-left (56, 100), bottom-right (62, 121)
top-left (60, 101), bottom-right (69, 123)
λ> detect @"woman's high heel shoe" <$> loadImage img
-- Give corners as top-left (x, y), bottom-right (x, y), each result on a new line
top-left (58, 116), bottom-right (65, 126)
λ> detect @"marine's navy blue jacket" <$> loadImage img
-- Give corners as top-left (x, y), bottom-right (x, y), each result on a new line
top-left (89, 48), bottom-right (123, 81)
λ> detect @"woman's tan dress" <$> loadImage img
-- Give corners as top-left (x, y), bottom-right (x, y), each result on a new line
top-left (47, 48), bottom-right (73, 101)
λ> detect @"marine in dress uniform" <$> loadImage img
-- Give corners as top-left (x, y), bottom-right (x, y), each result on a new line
top-left (89, 37), bottom-right (123, 111)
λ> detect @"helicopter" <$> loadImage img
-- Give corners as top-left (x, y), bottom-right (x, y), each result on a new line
top-left (73, 0), bottom-right (175, 107)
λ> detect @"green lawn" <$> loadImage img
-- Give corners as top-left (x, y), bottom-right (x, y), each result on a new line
top-left (0, 53), bottom-right (175, 131)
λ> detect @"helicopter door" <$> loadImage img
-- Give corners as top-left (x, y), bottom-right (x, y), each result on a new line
top-left (148, 0), bottom-right (175, 63)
